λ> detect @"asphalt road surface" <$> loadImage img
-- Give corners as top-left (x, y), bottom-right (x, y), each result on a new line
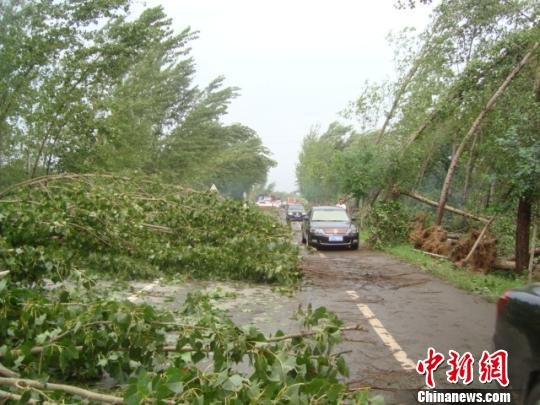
top-left (290, 221), bottom-right (497, 401)
top-left (125, 221), bottom-right (497, 403)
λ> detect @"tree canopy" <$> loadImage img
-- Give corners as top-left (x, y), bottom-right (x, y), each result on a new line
top-left (0, 0), bottom-right (275, 196)
top-left (296, 0), bottom-right (540, 268)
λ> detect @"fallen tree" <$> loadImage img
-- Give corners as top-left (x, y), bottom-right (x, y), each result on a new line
top-left (507, 247), bottom-right (540, 261)
top-left (411, 251), bottom-right (540, 274)
top-left (0, 174), bottom-right (300, 284)
top-left (0, 271), bottom-right (367, 403)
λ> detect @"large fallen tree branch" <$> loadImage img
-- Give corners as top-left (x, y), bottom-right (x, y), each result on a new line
top-left (264, 324), bottom-right (363, 342)
top-left (507, 247), bottom-right (540, 261)
top-left (414, 249), bottom-right (540, 273)
top-left (397, 189), bottom-right (489, 223)
top-left (4, 324), bottom-right (364, 360)
top-left (414, 249), bottom-right (449, 260)
top-left (494, 260), bottom-right (540, 272)
top-left (0, 346), bottom-right (84, 359)
top-left (0, 389), bottom-right (40, 404)
top-left (0, 173), bottom-right (131, 198)
top-left (0, 377), bottom-right (124, 404)
top-left (0, 363), bottom-right (19, 378)
top-left (162, 324), bottom-right (365, 350)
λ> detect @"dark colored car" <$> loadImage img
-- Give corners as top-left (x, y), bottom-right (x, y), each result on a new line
top-left (301, 206), bottom-right (359, 249)
top-left (286, 204), bottom-right (306, 222)
top-left (493, 283), bottom-right (540, 404)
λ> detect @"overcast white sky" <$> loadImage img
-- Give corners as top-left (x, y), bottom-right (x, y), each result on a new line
top-left (139, 0), bottom-right (434, 191)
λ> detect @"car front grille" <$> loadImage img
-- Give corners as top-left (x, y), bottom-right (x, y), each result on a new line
top-left (324, 228), bottom-right (347, 235)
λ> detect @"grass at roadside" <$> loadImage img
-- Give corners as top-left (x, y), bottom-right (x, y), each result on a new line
top-left (381, 244), bottom-right (526, 302)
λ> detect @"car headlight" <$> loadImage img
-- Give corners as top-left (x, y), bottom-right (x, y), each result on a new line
top-left (347, 225), bottom-right (358, 235)
top-left (311, 228), bottom-right (325, 235)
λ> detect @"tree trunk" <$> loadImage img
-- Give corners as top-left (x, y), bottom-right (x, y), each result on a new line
top-left (414, 139), bottom-right (436, 189)
top-left (461, 129), bottom-right (481, 205)
top-left (534, 62), bottom-right (540, 102)
top-left (484, 180), bottom-right (496, 209)
top-left (515, 196), bottom-right (531, 273)
top-left (414, 155), bottom-right (430, 190)
top-left (406, 118), bottom-right (431, 147)
top-left (529, 222), bottom-right (538, 283)
top-left (434, 42), bottom-right (539, 225)
top-left (369, 188), bottom-right (382, 206)
top-left (375, 47), bottom-right (427, 144)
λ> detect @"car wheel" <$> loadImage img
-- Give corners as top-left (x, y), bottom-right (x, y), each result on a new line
top-left (301, 232), bottom-right (306, 243)
top-left (351, 242), bottom-right (359, 250)
top-left (527, 381), bottom-right (540, 405)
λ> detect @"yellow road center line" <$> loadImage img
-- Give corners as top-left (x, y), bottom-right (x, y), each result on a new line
top-left (346, 290), bottom-right (416, 371)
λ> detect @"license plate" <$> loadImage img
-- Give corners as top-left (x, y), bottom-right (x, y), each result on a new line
top-left (329, 235), bottom-right (343, 242)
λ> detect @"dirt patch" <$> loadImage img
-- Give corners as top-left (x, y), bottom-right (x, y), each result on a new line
top-left (302, 251), bottom-right (429, 291)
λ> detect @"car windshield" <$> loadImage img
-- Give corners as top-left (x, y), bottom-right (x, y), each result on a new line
top-left (288, 205), bottom-right (304, 211)
top-left (311, 209), bottom-right (349, 221)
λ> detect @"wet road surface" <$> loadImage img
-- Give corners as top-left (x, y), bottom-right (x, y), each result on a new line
top-left (125, 222), bottom-right (496, 403)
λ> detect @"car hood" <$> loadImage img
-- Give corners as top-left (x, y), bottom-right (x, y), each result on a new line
top-left (310, 221), bottom-right (351, 229)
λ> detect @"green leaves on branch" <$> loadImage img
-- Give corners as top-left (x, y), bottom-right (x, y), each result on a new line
top-left (367, 201), bottom-right (410, 249)
top-left (0, 174), bottom-right (300, 284)
top-left (1, 277), bottom-right (364, 404)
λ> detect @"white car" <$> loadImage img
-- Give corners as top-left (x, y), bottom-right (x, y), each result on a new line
top-left (256, 200), bottom-right (273, 208)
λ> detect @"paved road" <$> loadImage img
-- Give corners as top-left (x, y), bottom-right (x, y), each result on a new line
top-left (298, 243), bottom-right (497, 399)
top-left (126, 222), bottom-right (497, 403)
top-left (291, 221), bottom-right (496, 401)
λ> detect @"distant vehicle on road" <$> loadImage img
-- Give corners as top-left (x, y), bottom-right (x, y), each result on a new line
top-left (256, 194), bottom-right (276, 208)
top-left (286, 204), bottom-right (306, 222)
top-left (287, 196), bottom-right (298, 205)
top-left (301, 206), bottom-right (358, 250)
top-left (493, 283), bottom-right (540, 404)
top-left (256, 200), bottom-right (274, 208)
